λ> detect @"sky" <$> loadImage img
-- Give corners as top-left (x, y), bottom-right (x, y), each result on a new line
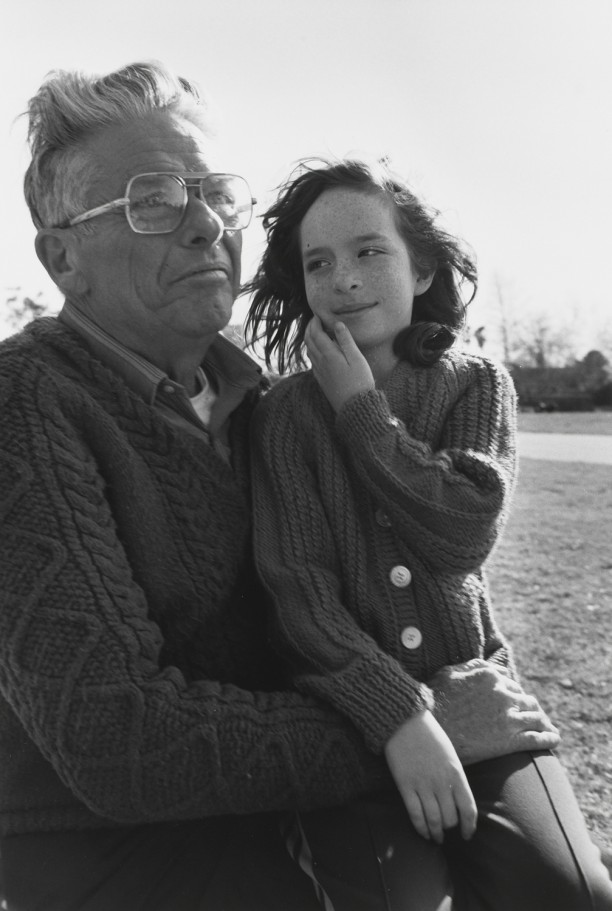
top-left (2, 0), bottom-right (611, 357)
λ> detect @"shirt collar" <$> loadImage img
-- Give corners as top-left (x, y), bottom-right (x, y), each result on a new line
top-left (58, 300), bottom-right (263, 421)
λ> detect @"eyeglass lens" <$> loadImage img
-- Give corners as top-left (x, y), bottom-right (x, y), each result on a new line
top-left (127, 174), bottom-right (252, 233)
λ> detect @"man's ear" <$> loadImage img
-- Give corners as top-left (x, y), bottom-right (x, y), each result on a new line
top-left (414, 271), bottom-right (435, 296)
top-left (35, 229), bottom-right (89, 297)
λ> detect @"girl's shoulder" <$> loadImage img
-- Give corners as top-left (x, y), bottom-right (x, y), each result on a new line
top-left (436, 348), bottom-right (514, 390)
top-left (256, 369), bottom-right (317, 409)
top-left (252, 369), bottom-right (320, 430)
top-left (442, 346), bottom-right (509, 373)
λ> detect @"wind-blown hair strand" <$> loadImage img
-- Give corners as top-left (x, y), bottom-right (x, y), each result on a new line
top-left (244, 158), bottom-right (477, 373)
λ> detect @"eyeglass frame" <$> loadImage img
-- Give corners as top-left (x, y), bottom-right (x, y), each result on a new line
top-left (53, 172), bottom-right (257, 234)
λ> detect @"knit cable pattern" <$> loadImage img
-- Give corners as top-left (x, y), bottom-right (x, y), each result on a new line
top-left (0, 319), bottom-right (387, 836)
top-left (251, 351), bottom-right (517, 754)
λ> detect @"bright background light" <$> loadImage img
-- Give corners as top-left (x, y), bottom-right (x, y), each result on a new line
top-left (2, 0), bottom-right (611, 356)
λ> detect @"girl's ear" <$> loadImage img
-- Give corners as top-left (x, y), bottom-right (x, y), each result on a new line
top-left (35, 229), bottom-right (89, 297)
top-left (414, 271), bottom-right (435, 296)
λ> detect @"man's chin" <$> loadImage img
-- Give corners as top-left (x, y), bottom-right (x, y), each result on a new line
top-left (164, 293), bottom-right (235, 336)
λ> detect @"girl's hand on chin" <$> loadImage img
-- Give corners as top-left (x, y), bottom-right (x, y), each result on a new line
top-left (305, 316), bottom-right (375, 413)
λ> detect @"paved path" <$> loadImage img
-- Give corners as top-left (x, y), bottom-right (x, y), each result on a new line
top-left (517, 432), bottom-right (612, 465)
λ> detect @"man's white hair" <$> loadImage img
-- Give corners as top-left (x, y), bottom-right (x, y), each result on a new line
top-left (24, 60), bottom-right (214, 230)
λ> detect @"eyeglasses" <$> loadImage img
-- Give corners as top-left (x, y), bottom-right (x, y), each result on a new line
top-left (56, 172), bottom-right (256, 234)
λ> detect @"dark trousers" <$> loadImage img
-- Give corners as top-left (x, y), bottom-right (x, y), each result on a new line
top-left (2, 752), bottom-right (611, 911)
top-left (296, 751), bottom-right (612, 911)
top-left (0, 813), bottom-right (323, 911)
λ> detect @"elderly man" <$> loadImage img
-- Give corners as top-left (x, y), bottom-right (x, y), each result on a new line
top-left (0, 61), bottom-right (594, 910)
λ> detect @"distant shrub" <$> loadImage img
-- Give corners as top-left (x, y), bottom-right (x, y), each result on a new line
top-left (593, 382), bottom-right (612, 407)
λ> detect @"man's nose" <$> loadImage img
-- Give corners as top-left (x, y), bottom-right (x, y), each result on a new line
top-left (180, 195), bottom-right (225, 247)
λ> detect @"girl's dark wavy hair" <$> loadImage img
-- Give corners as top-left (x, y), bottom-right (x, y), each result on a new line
top-left (244, 157), bottom-right (477, 374)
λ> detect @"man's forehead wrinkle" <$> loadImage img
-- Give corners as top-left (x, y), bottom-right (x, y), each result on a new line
top-left (83, 118), bottom-right (217, 198)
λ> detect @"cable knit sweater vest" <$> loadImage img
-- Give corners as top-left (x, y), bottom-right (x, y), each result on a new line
top-left (0, 319), bottom-right (385, 836)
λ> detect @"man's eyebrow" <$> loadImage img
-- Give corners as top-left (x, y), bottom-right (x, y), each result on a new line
top-left (302, 233), bottom-right (389, 258)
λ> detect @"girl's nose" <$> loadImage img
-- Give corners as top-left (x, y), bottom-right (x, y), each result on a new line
top-left (333, 265), bottom-right (361, 293)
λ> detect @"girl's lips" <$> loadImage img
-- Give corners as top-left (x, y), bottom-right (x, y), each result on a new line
top-left (333, 302), bottom-right (377, 315)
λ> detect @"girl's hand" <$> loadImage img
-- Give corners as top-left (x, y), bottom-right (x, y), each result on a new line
top-left (304, 316), bottom-right (375, 413)
top-left (384, 709), bottom-right (478, 844)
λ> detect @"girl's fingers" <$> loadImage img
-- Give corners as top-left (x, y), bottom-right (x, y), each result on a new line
top-left (307, 317), bottom-right (339, 357)
top-left (403, 793), bottom-right (430, 842)
top-left (304, 317), bottom-right (324, 356)
top-left (333, 321), bottom-right (358, 361)
top-left (436, 789), bottom-right (459, 834)
top-left (453, 783), bottom-right (478, 840)
top-left (429, 772), bottom-right (477, 842)
top-left (419, 794), bottom-right (444, 844)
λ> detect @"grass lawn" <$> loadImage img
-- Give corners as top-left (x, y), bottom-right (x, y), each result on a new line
top-left (486, 422), bottom-right (612, 855)
top-left (518, 410), bottom-right (612, 435)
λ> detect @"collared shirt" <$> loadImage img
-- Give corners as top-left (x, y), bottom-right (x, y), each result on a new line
top-left (58, 301), bottom-right (263, 461)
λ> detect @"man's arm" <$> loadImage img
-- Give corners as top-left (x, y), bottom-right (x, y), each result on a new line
top-left (0, 357), bottom-right (387, 825)
top-left (429, 660), bottom-right (560, 764)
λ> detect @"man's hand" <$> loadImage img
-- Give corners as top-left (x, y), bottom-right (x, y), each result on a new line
top-left (428, 659), bottom-right (560, 766)
top-left (304, 316), bottom-right (375, 413)
top-left (384, 710), bottom-right (478, 844)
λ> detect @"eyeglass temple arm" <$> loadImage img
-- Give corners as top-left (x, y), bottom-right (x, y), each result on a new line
top-left (69, 197), bottom-right (130, 227)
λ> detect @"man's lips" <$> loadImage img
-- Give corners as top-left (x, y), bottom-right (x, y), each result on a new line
top-left (174, 264), bottom-right (231, 283)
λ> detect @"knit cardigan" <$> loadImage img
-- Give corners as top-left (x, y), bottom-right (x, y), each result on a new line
top-left (0, 318), bottom-right (386, 837)
top-left (251, 350), bottom-right (518, 754)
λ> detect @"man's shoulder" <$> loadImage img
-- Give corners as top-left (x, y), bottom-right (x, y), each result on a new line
top-left (0, 318), bottom-right (64, 370)
top-left (0, 316), bottom-right (139, 411)
top-left (209, 334), bottom-right (264, 385)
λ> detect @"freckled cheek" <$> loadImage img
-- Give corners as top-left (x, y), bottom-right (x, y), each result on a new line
top-left (305, 270), bottom-right (334, 302)
top-left (303, 276), bottom-right (319, 310)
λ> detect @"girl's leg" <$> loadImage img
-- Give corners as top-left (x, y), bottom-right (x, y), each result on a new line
top-left (295, 795), bottom-right (454, 911)
top-left (445, 750), bottom-right (612, 911)
top-left (295, 753), bottom-right (612, 911)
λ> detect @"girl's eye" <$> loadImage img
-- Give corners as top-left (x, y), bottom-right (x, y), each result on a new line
top-left (304, 259), bottom-right (329, 274)
top-left (359, 247), bottom-right (383, 258)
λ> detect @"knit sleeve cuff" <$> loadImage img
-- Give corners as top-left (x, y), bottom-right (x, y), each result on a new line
top-left (318, 650), bottom-right (435, 754)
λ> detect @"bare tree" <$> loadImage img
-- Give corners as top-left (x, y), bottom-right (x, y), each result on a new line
top-left (493, 274), bottom-right (511, 364)
top-left (596, 321), bottom-right (612, 364)
top-left (508, 312), bottom-right (577, 368)
top-left (3, 289), bottom-right (57, 332)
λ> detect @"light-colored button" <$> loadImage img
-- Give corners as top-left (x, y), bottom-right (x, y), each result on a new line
top-left (401, 626), bottom-right (422, 649)
top-left (162, 384), bottom-right (176, 394)
top-left (389, 565), bottom-right (412, 588)
top-left (375, 509), bottom-right (392, 528)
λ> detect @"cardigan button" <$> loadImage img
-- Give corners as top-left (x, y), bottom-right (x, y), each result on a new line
top-left (375, 509), bottom-right (392, 528)
top-left (389, 565), bottom-right (412, 587)
top-left (401, 626), bottom-right (422, 649)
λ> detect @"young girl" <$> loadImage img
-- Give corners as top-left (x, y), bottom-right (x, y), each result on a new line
top-left (245, 159), bottom-right (612, 911)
